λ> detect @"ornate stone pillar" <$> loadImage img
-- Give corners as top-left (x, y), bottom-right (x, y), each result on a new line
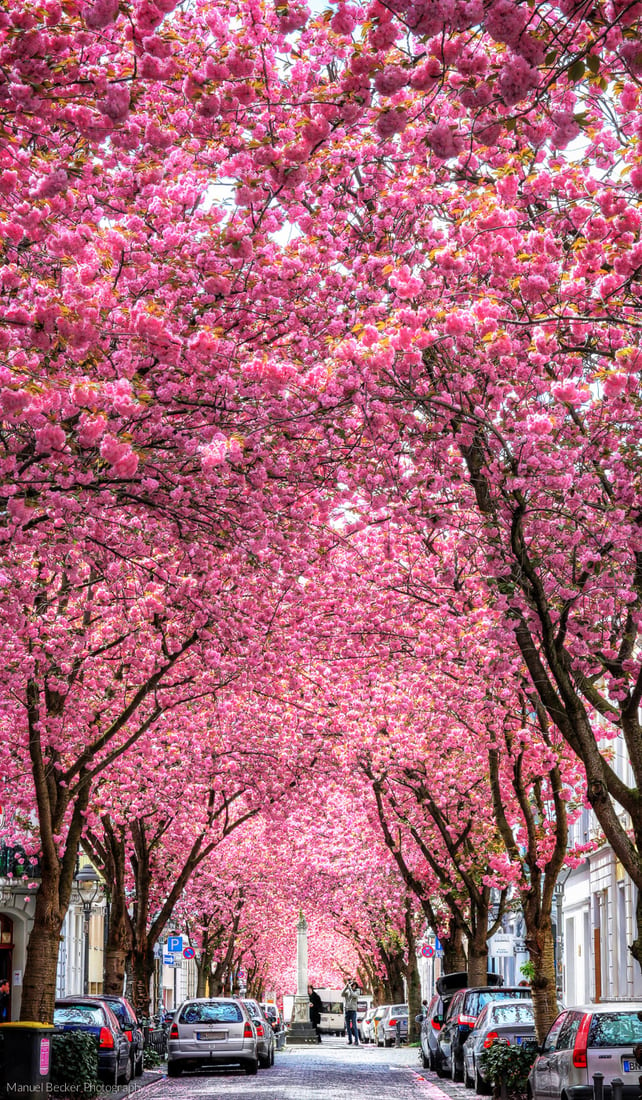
top-left (287, 913), bottom-right (318, 1044)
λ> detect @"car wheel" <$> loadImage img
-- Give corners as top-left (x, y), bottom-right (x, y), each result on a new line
top-left (259, 1053), bottom-right (270, 1068)
top-left (245, 1059), bottom-right (259, 1076)
top-left (475, 1066), bottom-right (491, 1095)
top-left (270, 1047), bottom-right (275, 1066)
top-left (167, 1061), bottom-right (182, 1078)
top-left (436, 1051), bottom-right (446, 1078)
top-left (464, 1060), bottom-right (474, 1089)
top-left (421, 1047), bottom-right (430, 1069)
top-left (135, 1049), bottom-right (144, 1077)
top-left (451, 1049), bottom-right (463, 1083)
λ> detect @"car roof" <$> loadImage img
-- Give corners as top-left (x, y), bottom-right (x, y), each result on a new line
top-left (562, 1003), bottom-right (642, 1013)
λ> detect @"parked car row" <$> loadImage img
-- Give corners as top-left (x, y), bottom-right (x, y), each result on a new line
top-left (361, 1002), bottom-right (409, 1046)
top-left (53, 994), bottom-right (145, 1086)
top-left (420, 973), bottom-right (642, 1100)
top-left (167, 997), bottom-right (278, 1076)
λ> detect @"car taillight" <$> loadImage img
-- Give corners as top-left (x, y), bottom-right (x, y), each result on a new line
top-left (244, 1022), bottom-right (254, 1038)
top-left (99, 1027), bottom-right (114, 1049)
top-left (169, 1023), bottom-right (179, 1040)
top-left (458, 1014), bottom-right (477, 1027)
top-left (483, 1031), bottom-right (499, 1049)
top-left (573, 1013), bottom-right (592, 1068)
top-left (432, 1020), bottom-right (442, 1031)
top-left (125, 1030), bottom-right (133, 1042)
top-left (256, 1024), bottom-right (264, 1037)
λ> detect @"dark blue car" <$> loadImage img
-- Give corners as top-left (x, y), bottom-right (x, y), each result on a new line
top-left (54, 998), bottom-right (132, 1085)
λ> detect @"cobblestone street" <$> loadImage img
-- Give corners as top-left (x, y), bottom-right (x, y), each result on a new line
top-left (132, 1039), bottom-right (471, 1100)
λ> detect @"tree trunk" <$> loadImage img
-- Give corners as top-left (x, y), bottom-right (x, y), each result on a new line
top-left (527, 918), bottom-right (559, 1042)
top-left (405, 912), bottom-right (422, 1042)
top-left (130, 941), bottom-right (155, 1019)
top-left (103, 895), bottom-right (132, 996)
top-left (467, 925), bottom-right (489, 986)
top-left (20, 883), bottom-right (63, 1022)
top-left (442, 915), bottom-right (467, 974)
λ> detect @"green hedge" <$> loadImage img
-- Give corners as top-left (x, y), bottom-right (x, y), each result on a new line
top-left (51, 1031), bottom-right (100, 1097)
top-left (480, 1041), bottom-right (538, 1098)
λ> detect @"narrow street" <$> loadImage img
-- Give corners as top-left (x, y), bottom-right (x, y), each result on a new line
top-left (133, 1039), bottom-right (468, 1100)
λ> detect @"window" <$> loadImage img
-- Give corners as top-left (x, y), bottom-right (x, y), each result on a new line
top-left (589, 1012), bottom-right (642, 1047)
top-left (489, 1003), bottom-right (535, 1026)
top-left (542, 1013), bottom-right (567, 1053)
top-left (557, 1012), bottom-right (582, 1051)
top-left (179, 1001), bottom-right (243, 1024)
top-left (54, 1005), bottom-right (104, 1026)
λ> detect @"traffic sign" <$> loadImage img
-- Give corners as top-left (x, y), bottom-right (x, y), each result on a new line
top-left (421, 944), bottom-right (435, 958)
top-left (167, 935), bottom-right (183, 953)
top-left (183, 946), bottom-right (196, 960)
top-left (163, 954), bottom-right (174, 966)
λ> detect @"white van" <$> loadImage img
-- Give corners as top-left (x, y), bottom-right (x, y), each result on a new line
top-left (315, 989), bottom-right (373, 1036)
top-left (317, 989), bottom-right (345, 1035)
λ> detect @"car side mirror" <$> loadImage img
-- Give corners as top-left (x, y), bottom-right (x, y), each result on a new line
top-left (415, 1014), bottom-right (424, 1024)
top-left (522, 1040), bottom-right (541, 1054)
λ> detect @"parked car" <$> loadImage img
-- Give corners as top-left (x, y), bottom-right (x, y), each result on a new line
top-left (418, 973), bottom-right (479, 1070)
top-left (261, 1003), bottom-right (286, 1049)
top-left (167, 997), bottom-right (258, 1076)
top-left (438, 985), bottom-right (532, 1080)
top-left (357, 997), bottom-right (373, 1041)
top-left (377, 1003), bottom-right (409, 1047)
top-left (464, 998), bottom-right (536, 1093)
top-left (418, 973), bottom-right (501, 1073)
top-left (527, 1002), bottom-right (642, 1100)
top-left (370, 1004), bottom-right (390, 1045)
top-left (361, 1007), bottom-right (378, 1044)
top-left (87, 994), bottom-right (144, 1077)
top-left (243, 998), bottom-right (276, 1067)
top-left (54, 997), bottom-right (132, 1086)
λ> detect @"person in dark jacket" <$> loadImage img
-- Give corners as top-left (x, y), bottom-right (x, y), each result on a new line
top-left (308, 984), bottom-right (323, 1042)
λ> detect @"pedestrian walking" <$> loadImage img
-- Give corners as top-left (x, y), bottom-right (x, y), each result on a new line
top-left (308, 983), bottom-right (323, 1043)
top-left (342, 978), bottom-right (360, 1045)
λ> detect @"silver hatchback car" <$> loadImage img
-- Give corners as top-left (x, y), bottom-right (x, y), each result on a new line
top-left (528, 1002), bottom-right (642, 1100)
top-left (168, 997), bottom-right (258, 1076)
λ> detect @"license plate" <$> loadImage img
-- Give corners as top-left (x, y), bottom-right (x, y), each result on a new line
top-left (197, 1031), bottom-right (224, 1041)
top-left (623, 1060), bottom-right (641, 1073)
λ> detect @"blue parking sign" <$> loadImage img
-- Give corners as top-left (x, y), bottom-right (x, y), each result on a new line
top-left (167, 935), bottom-right (183, 953)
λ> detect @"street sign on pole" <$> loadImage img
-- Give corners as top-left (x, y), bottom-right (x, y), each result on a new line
top-left (167, 935), bottom-right (183, 953)
top-left (183, 946), bottom-right (195, 960)
top-left (421, 944), bottom-right (435, 958)
top-left (163, 954), bottom-right (174, 966)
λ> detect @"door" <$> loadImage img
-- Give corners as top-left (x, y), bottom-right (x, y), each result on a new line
top-left (0, 915), bottom-right (13, 1022)
top-left (532, 1013), bottom-right (567, 1100)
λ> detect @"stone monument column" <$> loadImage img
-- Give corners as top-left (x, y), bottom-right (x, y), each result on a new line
top-left (286, 913), bottom-right (318, 1044)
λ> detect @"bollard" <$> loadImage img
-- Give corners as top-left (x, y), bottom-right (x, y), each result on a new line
top-left (593, 1071), bottom-right (604, 1100)
top-left (611, 1077), bottom-right (623, 1100)
top-left (395, 1021), bottom-right (401, 1048)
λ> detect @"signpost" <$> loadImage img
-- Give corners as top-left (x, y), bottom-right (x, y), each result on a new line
top-left (421, 944), bottom-right (435, 959)
top-left (491, 934), bottom-right (513, 957)
top-left (167, 935), bottom-right (183, 953)
top-left (183, 946), bottom-right (195, 960)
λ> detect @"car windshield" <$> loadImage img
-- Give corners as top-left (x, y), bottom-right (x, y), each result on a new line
top-left (322, 1002), bottom-right (343, 1014)
top-left (391, 1005), bottom-right (408, 1014)
top-left (106, 1002), bottom-right (125, 1023)
top-left (243, 1002), bottom-right (262, 1019)
top-left (589, 1012), bottom-right (642, 1047)
top-left (487, 1003), bottom-right (534, 1026)
top-left (477, 990), bottom-right (531, 1012)
top-left (55, 1005), bottom-right (103, 1026)
top-left (179, 1002), bottom-right (243, 1024)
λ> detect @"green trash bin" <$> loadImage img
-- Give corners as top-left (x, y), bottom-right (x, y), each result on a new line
top-left (0, 1022), bottom-right (54, 1099)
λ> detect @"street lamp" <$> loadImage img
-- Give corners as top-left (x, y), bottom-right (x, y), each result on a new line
top-left (75, 865), bottom-right (101, 995)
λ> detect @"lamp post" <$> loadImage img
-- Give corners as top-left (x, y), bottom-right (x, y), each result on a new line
top-left (75, 865), bottom-right (101, 996)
